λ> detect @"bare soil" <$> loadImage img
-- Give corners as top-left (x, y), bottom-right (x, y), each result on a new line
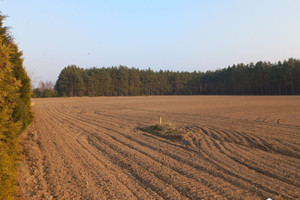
top-left (18, 96), bottom-right (300, 199)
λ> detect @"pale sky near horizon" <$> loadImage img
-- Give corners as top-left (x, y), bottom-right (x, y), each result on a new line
top-left (1, 0), bottom-right (300, 86)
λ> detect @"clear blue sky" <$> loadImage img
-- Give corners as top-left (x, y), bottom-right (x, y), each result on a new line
top-left (1, 0), bottom-right (300, 86)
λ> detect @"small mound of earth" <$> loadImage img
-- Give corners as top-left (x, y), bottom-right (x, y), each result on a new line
top-left (138, 124), bottom-right (184, 139)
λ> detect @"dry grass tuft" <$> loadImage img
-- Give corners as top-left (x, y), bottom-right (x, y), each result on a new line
top-left (138, 123), bottom-right (183, 139)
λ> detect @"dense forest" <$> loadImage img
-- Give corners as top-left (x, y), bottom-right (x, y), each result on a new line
top-left (35, 58), bottom-right (300, 97)
top-left (0, 15), bottom-right (33, 199)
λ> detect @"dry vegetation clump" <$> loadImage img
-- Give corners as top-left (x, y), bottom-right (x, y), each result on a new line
top-left (138, 123), bottom-right (184, 140)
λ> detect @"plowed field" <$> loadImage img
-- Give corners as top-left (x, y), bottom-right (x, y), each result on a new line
top-left (18, 96), bottom-right (300, 199)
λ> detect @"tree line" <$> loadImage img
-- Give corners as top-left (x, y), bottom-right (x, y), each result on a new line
top-left (0, 14), bottom-right (33, 199)
top-left (34, 58), bottom-right (300, 97)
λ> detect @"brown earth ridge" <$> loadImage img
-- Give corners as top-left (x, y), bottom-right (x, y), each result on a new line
top-left (18, 96), bottom-right (300, 199)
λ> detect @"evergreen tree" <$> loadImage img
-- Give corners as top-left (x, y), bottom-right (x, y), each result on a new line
top-left (55, 65), bottom-right (85, 97)
top-left (118, 66), bottom-right (129, 95)
top-left (0, 14), bottom-right (32, 199)
top-left (0, 35), bottom-right (21, 199)
top-left (128, 68), bottom-right (141, 96)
